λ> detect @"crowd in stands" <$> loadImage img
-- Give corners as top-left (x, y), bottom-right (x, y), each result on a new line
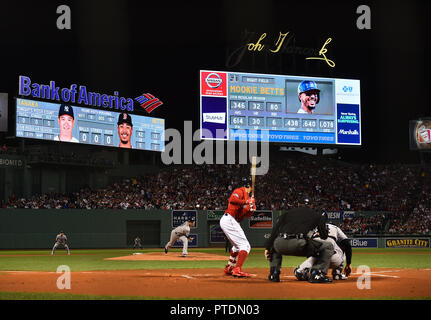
top-left (387, 210), bottom-right (431, 235)
top-left (338, 214), bottom-right (388, 235)
top-left (3, 152), bottom-right (431, 235)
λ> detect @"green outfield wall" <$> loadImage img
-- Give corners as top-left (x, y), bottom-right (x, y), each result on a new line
top-left (0, 210), bottom-right (429, 249)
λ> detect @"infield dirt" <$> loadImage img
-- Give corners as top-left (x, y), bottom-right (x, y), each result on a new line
top-left (105, 251), bottom-right (228, 261)
top-left (1, 267), bottom-right (430, 299)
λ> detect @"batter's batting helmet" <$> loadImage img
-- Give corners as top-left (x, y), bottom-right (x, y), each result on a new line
top-left (297, 80), bottom-right (320, 103)
top-left (242, 177), bottom-right (252, 187)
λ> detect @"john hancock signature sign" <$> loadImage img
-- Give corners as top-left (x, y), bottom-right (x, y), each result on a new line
top-left (226, 31), bottom-right (335, 68)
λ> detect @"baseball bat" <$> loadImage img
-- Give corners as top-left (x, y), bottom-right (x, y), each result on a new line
top-left (251, 156), bottom-right (256, 197)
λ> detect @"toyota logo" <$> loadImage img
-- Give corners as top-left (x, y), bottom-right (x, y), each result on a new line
top-left (205, 73), bottom-right (223, 88)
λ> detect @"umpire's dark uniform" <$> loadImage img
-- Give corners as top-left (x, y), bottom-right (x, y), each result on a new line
top-left (265, 199), bottom-right (334, 283)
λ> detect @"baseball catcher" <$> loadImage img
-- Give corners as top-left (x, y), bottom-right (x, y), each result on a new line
top-left (294, 223), bottom-right (352, 281)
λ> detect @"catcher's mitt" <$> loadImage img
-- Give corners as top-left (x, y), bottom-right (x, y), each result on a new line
top-left (343, 264), bottom-right (352, 277)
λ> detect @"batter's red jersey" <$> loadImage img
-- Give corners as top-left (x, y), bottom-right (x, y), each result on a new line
top-left (225, 187), bottom-right (256, 222)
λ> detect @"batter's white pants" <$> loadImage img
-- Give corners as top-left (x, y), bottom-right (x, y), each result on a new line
top-left (219, 213), bottom-right (251, 254)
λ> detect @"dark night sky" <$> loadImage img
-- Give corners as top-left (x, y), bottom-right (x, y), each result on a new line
top-left (1, 0), bottom-right (429, 164)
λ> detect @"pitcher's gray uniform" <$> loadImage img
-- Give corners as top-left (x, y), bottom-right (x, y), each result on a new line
top-left (51, 232), bottom-right (70, 255)
top-left (295, 223), bottom-right (352, 280)
top-left (164, 220), bottom-right (195, 257)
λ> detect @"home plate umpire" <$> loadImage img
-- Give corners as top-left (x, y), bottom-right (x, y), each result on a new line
top-left (264, 197), bottom-right (334, 283)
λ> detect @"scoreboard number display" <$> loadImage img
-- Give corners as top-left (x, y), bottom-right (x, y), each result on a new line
top-left (16, 98), bottom-right (165, 151)
top-left (201, 70), bottom-right (361, 146)
top-left (285, 118), bottom-right (300, 129)
top-left (248, 101), bottom-right (265, 111)
top-left (319, 119), bottom-right (334, 130)
top-left (266, 117), bottom-right (283, 128)
top-left (230, 115), bottom-right (246, 126)
top-left (266, 102), bottom-right (282, 112)
top-left (230, 100), bottom-right (246, 110)
top-left (302, 119), bottom-right (317, 129)
top-left (248, 116), bottom-right (265, 127)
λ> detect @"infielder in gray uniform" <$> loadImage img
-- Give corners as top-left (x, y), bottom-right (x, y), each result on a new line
top-left (51, 231), bottom-right (70, 255)
top-left (164, 219), bottom-right (195, 257)
top-left (294, 223), bottom-right (352, 281)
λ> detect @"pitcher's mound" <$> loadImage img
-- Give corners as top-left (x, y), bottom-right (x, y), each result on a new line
top-left (106, 251), bottom-right (228, 261)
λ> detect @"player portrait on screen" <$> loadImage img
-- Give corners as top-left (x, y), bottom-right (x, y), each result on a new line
top-left (117, 112), bottom-right (133, 148)
top-left (297, 80), bottom-right (320, 114)
top-left (54, 104), bottom-right (79, 143)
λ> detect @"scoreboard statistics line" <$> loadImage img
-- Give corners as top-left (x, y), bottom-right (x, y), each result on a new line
top-left (200, 70), bottom-right (361, 146)
top-left (16, 98), bottom-right (165, 151)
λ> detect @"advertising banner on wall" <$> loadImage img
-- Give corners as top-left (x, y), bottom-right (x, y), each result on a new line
top-left (172, 210), bottom-right (197, 228)
top-left (350, 238), bottom-right (378, 248)
top-left (342, 211), bottom-right (356, 219)
top-left (209, 224), bottom-right (226, 243)
top-left (324, 211), bottom-right (356, 222)
top-left (0, 155), bottom-right (25, 168)
top-left (326, 211), bottom-right (342, 222)
top-left (207, 210), bottom-right (225, 220)
top-left (385, 238), bottom-right (430, 248)
top-left (249, 210), bottom-right (273, 229)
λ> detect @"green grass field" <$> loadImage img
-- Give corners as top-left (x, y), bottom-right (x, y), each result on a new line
top-left (0, 248), bottom-right (430, 271)
top-left (1, 248), bottom-right (430, 300)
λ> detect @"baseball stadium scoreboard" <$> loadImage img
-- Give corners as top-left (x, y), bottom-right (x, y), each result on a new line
top-left (15, 98), bottom-right (165, 151)
top-left (200, 70), bottom-right (361, 145)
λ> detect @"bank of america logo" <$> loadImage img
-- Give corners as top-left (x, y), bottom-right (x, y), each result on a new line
top-left (135, 93), bottom-right (163, 113)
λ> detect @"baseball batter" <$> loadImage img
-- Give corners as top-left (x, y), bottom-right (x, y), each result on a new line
top-left (294, 223), bottom-right (352, 280)
top-left (164, 218), bottom-right (195, 257)
top-left (51, 231), bottom-right (70, 255)
top-left (220, 177), bottom-right (256, 278)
